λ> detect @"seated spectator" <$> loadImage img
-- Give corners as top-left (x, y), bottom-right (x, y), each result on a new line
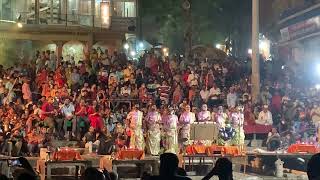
top-left (83, 126), bottom-right (100, 151)
top-left (120, 84), bottom-right (131, 98)
top-left (40, 97), bottom-right (57, 134)
top-left (256, 105), bottom-right (273, 125)
top-left (266, 128), bottom-right (280, 151)
top-left (26, 128), bottom-right (41, 155)
top-left (60, 97), bottom-right (76, 139)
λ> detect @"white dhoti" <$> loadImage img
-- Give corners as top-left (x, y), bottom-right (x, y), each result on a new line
top-left (147, 127), bottom-right (161, 155)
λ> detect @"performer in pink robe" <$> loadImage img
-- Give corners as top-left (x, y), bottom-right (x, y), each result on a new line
top-left (179, 105), bottom-right (195, 145)
top-left (162, 107), bottom-right (178, 153)
top-left (144, 105), bottom-right (161, 155)
top-left (197, 104), bottom-right (211, 122)
top-left (126, 104), bottom-right (145, 150)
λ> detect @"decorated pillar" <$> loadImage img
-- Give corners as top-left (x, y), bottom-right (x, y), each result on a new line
top-left (54, 41), bottom-right (66, 64)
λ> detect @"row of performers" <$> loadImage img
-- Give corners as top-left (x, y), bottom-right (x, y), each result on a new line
top-left (125, 104), bottom-right (245, 155)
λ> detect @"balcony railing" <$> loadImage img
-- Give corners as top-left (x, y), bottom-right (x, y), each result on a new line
top-left (280, 1), bottom-right (319, 19)
top-left (1, 11), bottom-right (136, 32)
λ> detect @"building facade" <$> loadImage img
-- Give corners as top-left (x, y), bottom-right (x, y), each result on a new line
top-left (276, 0), bottom-right (320, 68)
top-left (0, 0), bottom-right (137, 64)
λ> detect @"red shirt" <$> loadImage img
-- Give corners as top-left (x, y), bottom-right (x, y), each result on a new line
top-left (271, 95), bottom-right (282, 112)
top-left (41, 102), bottom-right (54, 120)
top-left (75, 105), bottom-right (87, 117)
top-left (182, 73), bottom-right (189, 84)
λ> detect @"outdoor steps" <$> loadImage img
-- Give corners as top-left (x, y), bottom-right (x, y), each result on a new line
top-left (50, 140), bottom-right (79, 148)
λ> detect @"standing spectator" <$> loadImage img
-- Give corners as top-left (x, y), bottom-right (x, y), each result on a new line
top-left (200, 86), bottom-right (210, 104)
top-left (172, 85), bottom-right (183, 106)
top-left (22, 79), bottom-right (32, 103)
top-left (158, 81), bottom-right (171, 105)
top-left (227, 87), bottom-right (237, 109)
top-left (271, 91), bottom-right (282, 114)
top-left (208, 84), bottom-right (221, 108)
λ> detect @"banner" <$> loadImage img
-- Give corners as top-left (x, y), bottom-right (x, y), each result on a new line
top-left (281, 15), bottom-right (320, 41)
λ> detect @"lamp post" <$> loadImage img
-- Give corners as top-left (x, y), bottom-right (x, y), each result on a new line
top-left (251, 0), bottom-right (260, 103)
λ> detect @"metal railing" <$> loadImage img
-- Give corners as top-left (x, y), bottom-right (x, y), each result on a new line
top-left (280, 1), bottom-right (320, 19)
top-left (0, 10), bottom-right (136, 31)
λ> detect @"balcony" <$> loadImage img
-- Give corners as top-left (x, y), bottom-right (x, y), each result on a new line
top-left (0, 0), bottom-right (137, 32)
top-left (280, 0), bottom-right (318, 20)
top-left (279, 1), bottom-right (320, 28)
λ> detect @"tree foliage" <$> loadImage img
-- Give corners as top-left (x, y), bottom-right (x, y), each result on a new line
top-left (140, 0), bottom-right (251, 55)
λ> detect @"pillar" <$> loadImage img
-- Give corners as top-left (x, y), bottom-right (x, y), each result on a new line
top-left (35, 0), bottom-right (40, 24)
top-left (251, 0), bottom-right (260, 103)
top-left (55, 41), bottom-right (65, 64)
top-left (91, 0), bottom-right (95, 28)
top-left (83, 34), bottom-right (94, 62)
top-left (50, 0), bottom-right (54, 23)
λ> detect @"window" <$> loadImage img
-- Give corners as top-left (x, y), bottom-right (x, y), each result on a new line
top-left (113, 1), bottom-right (136, 17)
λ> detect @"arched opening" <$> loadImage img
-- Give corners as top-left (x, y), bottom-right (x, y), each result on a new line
top-left (62, 41), bottom-right (84, 63)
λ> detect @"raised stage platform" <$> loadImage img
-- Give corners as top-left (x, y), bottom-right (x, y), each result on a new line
top-left (0, 151), bottom-right (312, 180)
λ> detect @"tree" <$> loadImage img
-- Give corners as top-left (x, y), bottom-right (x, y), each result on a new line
top-left (140, 0), bottom-right (251, 56)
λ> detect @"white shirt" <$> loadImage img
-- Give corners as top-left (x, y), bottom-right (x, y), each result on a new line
top-left (209, 87), bottom-right (221, 100)
top-left (61, 103), bottom-right (75, 118)
top-left (121, 87), bottom-right (131, 96)
top-left (200, 89), bottom-right (209, 101)
top-left (256, 110), bottom-right (273, 125)
top-left (187, 73), bottom-right (198, 87)
top-left (227, 92), bottom-right (237, 108)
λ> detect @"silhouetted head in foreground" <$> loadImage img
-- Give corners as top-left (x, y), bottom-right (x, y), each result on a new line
top-left (214, 158), bottom-right (233, 180)
top-left (159, 153), bottom-right (179, 176)
top-left (203, 158), bottom-right (233, 180)
top-left (307, 153), bottom-right (320, 180)
top-left (82, 167), bottom-right (109, 180)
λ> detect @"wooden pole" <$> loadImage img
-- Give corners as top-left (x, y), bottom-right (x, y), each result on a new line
top-left (251, 0), bottom-right (260, 103)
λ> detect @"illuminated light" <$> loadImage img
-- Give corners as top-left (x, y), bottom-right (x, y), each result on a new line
top-left (316, 64), bottom-right (320, 77)
top-left (259, 41), bottom-right (267, 50)
top-left (130, 51), bottom-right (136, 56)
top-left (316, 84), bottom-right (320, 90)
top-left (163, 48), bottom-right (168, 53)
top-left (281, 65), bottom-right (285, 70)
top-left (124, 43), bottom-right (129, 50)
top-left (216, 44), bottom-right (221, 49)
top-left (139, 42), bottom-right (144, 48)
top-left (17, 22), bottom-right (23, 28)
top-left (100, 1), bottom-right (111, 28)
top-left (248, 49), bottom-right (252, 54)
top-left (164, 52), bottom-right (169, 57)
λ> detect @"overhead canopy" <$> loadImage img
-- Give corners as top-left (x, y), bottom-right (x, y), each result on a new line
top-left (192, 45), bottom-right (227, 60)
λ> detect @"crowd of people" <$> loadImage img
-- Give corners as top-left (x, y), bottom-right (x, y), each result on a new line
top-left (0, 47), bottom-right (318, 156)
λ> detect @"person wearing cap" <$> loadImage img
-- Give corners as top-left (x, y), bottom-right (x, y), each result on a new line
top-left (126, 104), bottom-right (145, 150)
top-left (162, 107), bottom-right (178, 153)
top-left (197, 104), bottom-right (211, 122)
top-left (256, 105), bottom-right (273, 125)
top-left (178, 105), bottom-right (195, 146)
top-left (144, 104), bottom-right (161, 155)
